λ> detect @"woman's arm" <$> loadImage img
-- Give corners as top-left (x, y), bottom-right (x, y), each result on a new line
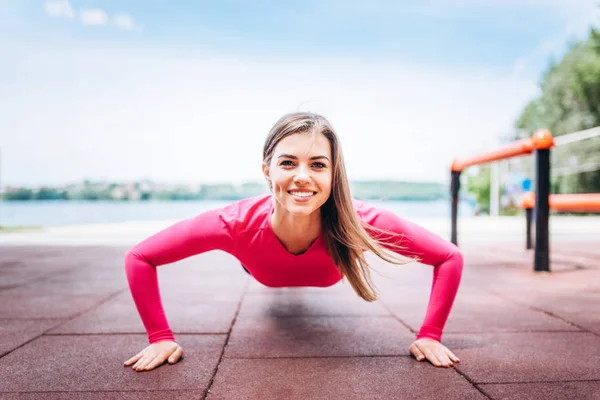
top-left (124, 207), bottom-right (234, 344)
top-left (362, 208), bottom-right (464, 342)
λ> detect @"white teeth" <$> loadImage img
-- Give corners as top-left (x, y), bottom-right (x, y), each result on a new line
top-left (290, 191), bottom-right (314, 198)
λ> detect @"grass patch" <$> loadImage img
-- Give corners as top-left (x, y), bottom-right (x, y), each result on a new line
top-left (0, 225), bottom-right (42, 232)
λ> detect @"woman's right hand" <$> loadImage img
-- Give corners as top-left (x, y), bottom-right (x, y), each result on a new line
top-left (124, 340), bottom-right (184, 372)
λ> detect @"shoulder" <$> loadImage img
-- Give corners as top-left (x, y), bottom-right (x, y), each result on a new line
top-left (217, 194), bottom-right (272, 234)
top-left (352, 198), bottom-right (392, 222)
top-left (352, 198), bottom-right (408, 233)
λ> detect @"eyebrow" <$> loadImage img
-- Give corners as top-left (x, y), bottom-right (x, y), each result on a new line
top-left (278, 154), bottom-right (330, 162)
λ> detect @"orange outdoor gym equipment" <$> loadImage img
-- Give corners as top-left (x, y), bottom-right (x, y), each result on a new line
top-left (521, 192), bottom-right (600, 249)
top-left (450, 129), bottom-right (554, 272)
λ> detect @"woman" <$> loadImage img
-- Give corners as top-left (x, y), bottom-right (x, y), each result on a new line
top-left (124, 112), bottom-right (463, 372)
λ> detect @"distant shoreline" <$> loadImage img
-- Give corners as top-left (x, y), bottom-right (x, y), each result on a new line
top-left (1, 180), bottom-right (453, 202)
top-left (0, 198), bottom-right (475, 229)
top-left (0, 197), bottom-right (456, 203)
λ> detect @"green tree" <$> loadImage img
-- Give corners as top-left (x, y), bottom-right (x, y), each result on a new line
top-left (465, 167), bottom-right (491, 214)
top-left (3, 188), bottom-right (34, 200)
top-left (515, 29), bottom-right (600, 194)
top-left (35, 187), bottom-right (64, 200)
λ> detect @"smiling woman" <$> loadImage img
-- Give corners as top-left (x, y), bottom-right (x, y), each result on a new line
top-left (260, 113), bottom-right (418, 296)
top-left (123, 111), bottom-right (464, 372)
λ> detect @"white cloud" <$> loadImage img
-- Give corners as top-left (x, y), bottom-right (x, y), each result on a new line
top-left (44, 5), bottom-right (139, 31)
top-left (44, 0), bottom-right (75, 19)
top-left (79, 8), bottom-right (108, 26)
top-left (509, 1), bottom-right (600, 79)
top-left (0, 45), bottom-right (538, 186)
top-left (113, 13), bottom-right (136, 30)
top-left (321, 0), bottom-right (598, 19)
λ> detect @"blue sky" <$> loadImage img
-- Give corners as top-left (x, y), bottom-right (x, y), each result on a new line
top-left (1, 1), bottom-right (599, 186)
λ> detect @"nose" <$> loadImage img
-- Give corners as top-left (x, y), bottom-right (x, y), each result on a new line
top-left (293, 165), bottom-right (311, 184)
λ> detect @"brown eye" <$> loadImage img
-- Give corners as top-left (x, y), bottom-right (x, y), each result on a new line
top-left (313, 162), bottom-right (326, 169)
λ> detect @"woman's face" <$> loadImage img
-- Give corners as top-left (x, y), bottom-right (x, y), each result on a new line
top-left (263, 132), bottom-right (333, 217)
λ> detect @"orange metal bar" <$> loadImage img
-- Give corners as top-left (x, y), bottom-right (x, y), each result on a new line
top-left (451, 129), bottom-right (554, 172)
top-left (522, 192), bottom-right (600, 212)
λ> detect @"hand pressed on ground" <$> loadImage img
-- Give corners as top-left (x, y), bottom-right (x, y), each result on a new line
top-left (124, 340), bottom-right (184, 372)
top-left (409, 338), bottom-right (460, 368)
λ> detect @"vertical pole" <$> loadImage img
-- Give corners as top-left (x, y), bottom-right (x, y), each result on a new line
top-left (490, 162), bottom-right (500, 216)
top-left (526, 207), bottom-right (533, 250)
top-left (450, 170), bottom-right (461, 246)
top-left (534, 149), bottom-right (550, 271)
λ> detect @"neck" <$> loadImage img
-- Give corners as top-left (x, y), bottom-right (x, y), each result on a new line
top-left (270, 198), bottom-right (322, 254)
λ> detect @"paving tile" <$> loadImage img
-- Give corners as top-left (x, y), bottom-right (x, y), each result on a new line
top-left (479, 381), bottom-right (600, 400)
top-left (0, 245), bottom-right (126, 262)
top-left (0, 246), bottom-right (65, 260)
top-left (0, 335), bottom-right (225, 393)
top-left (50, 291), bottom-right (239, 335)
top-left (0, 391), bottom-right (206, 399)
top-left (0, 288), bottom-right (119, 319)
top-left (238, 290), bottom-right (390, 318)
top-left (462, 243), bottom-right (600, 275)
top-left (0, 246), bottom-right (128, 291)
top-left (208, 357), bottom-right (485, 400)
top-left (226, 316), bottom-right (414, 358)
top-left (158, 274), bottom-right (248, 302)
top-left (443, 332), bottom-right (600, 383)
top-left (0, 260), bottom-right (72, 290)
top-left (493, 289), bottom-right (600, 335)
top-left (370, 259), bottom-right (434, 284)
top-left (157, 250), bottom-right (249, 277)
top-left (1, 244), bottom-right (599, 398)
top-left (383, 290), bottom-right (581, 335)
top-left (0, 256), bottom-right (101, 291)
top-left (149, 252), bottom-right (250, 295)
top-left (9, 268), bottom-right (129, 295)
top-left (0, 319), bottom-right (63, 357)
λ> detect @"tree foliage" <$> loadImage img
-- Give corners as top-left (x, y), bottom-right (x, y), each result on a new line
top-left (515, 28), bottom-right (600, 194)
top-left (465, 167), bottom-right (491, 214)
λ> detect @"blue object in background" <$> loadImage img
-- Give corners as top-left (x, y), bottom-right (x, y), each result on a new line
top-left (522, 178), bottom-right (532, 191)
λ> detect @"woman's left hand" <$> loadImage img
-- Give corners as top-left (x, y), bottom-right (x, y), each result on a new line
top-left (409, 338), bottom-right (460, 368)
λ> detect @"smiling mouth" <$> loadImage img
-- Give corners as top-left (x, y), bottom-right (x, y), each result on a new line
top-left (288, 190), bottom-right (317, 198)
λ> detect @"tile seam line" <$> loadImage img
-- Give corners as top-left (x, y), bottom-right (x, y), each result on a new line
top-left (0, 390), bottom-right (207, 394)
top-left (203, 278), bottom-right (250, 400)
top-left (451, 367), bottom-right (493, 399)
top-left (225, 355), bottom-right (421, 359)
top-left (0, 289), bottom-right (126, 359)
top-left (479, 379), bottom-right (600, 385)
top-left (2, 380), bottom-right (599, 394)
top-left (489, 290), bottom-right (600, 337)
top-left (0, 264), bottom-right (89, 292)
top-left (378, 301), bottom-right (418, 335)
top-left (44, 332), bottom-right (230, 336)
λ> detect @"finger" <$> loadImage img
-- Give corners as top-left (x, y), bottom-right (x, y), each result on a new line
top-left (133, 355), bottom-right (151, 371)
top-left (124, 352), bottom-right (143, 366)
top-left (138, 354), bottom-right (161, 371)
top-left (168, 347), bottom-right (184, 364)
top-left (436, 351), bottom-right (453, 367)
top-left (409, 344), bottom-right (425, 361)
top-left (447, 350), bottom-right (461, 363)
top-left (422, 349), bottom-right (442, 367)
top-left (144, 354), bottom-right (168, 371)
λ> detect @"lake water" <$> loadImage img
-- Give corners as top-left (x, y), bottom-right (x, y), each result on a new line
top-left (1, 198), bottom-right (476, 227)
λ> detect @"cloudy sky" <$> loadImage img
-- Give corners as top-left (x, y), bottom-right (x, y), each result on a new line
top-left (1, 0), bottom-right (599, 186)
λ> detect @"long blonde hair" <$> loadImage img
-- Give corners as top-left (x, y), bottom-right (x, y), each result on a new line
top-left (263, 112), bottom-right (416, 301)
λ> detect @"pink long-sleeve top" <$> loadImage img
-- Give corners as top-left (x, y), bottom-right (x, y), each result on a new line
top-left (125, 194), bottom-right (463, 344)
